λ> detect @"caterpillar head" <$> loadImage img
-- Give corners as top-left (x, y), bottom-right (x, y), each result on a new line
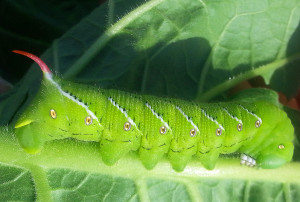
top-left (255, 111), bottom-right (295, 169)
top-left (13, 51), bottom-right (103, 154)
top-left (257, 142), bottom-right (294, 169)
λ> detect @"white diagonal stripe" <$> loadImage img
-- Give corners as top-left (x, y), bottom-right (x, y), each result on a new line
top-left (145, 102), bottom-right (171, 130)
top-left (201, 109), bottom-right (225, 130)
top-left (222, 107), bottom-right (243, 124)
top-left (45, 73), bottom-right (101, 126)
top-left (108, 97), bottom-right (140, 131)
top-left (175, 106), bottom-right (199, 132)
top-left (238, 104), bottom-right (262, 124)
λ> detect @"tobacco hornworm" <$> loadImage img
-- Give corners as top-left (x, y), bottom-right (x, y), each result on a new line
top-left (13, 50), bottom-right (294, 171)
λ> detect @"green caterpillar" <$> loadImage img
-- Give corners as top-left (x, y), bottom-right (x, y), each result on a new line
top-left (13, 50), bottom-right (294, 171)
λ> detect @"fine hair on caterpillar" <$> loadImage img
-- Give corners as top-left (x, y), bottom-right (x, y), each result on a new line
top-left (13, 50), bottom-right (294, 172)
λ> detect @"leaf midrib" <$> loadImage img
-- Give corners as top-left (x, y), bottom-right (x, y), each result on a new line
top-left (63, 0), bottom-right (165, 79)
top-left (1, 128), bottom-right (300, 184)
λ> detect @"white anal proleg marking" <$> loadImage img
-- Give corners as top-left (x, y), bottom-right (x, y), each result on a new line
top-left (239, 104), bottom-right (262, 124)
top-left (175, 106), bottom-right (199, 133)
top-left (108, 97), bottom-right (139, 131)
top-left (145, 102), bottom-right (171, 130)
top-left (240, 153), bottom-right (256, 167)
top-left (222, 107), bottom-right (243, 124)
top-left (45, 74), bottom-right (100, 126)
top-left (200, 109), bottom-right (224, 131)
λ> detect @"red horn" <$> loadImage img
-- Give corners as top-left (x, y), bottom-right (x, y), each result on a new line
top-left (12, 50), bottom-right (52, 74)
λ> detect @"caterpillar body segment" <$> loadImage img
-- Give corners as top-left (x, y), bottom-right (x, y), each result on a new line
top-left (15, 78), bottom-right (103, 154)
top-left (13, 51), bottom-right (294, 171)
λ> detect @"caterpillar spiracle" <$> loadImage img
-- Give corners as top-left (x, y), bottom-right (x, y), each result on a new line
top-left (13, 50), bottom-right (294, 171)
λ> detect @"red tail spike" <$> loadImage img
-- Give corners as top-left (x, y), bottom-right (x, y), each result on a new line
top-left (12, 50), bottom-right (52, 74)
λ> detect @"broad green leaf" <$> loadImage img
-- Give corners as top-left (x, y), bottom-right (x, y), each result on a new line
top-left (1, 126), bottom-right (300, 201)
top-left (1, 0), bottom-right (300, 201)
top-left (53, 0), bottom-right (300, 99)
top-left (1, 0), bottom-right (300, 124)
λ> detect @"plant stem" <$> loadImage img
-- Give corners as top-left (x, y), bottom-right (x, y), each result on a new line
top-left (63, 0), bottom-right (165, 79)
top-left (196, 52), bottom-right (300, 102)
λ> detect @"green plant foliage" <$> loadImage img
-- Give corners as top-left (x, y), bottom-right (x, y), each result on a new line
top-left (0, 126), bottom-right (300, 201)
top-left (0, 0), bottom-right (300, 201)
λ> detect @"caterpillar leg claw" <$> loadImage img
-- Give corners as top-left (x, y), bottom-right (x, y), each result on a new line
top-left (240, 153), bottom-right (256, 167)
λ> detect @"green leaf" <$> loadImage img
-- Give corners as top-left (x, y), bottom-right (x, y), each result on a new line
top-left (1, 126), bottom-right (300, 201)
top-left (1, 0), bottom-right (300, 201)
top-left (0, 162), bottom-right (35, 201)
top-left (57, 0), bottom-right (300, 99)
top-left (9, 0), bottom-right (299, 100)
top-left (1, 0), bottom-right (300, 124)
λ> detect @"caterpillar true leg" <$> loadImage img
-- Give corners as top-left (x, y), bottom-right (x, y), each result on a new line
top-left (240, 153), bottom-right (256, 167)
